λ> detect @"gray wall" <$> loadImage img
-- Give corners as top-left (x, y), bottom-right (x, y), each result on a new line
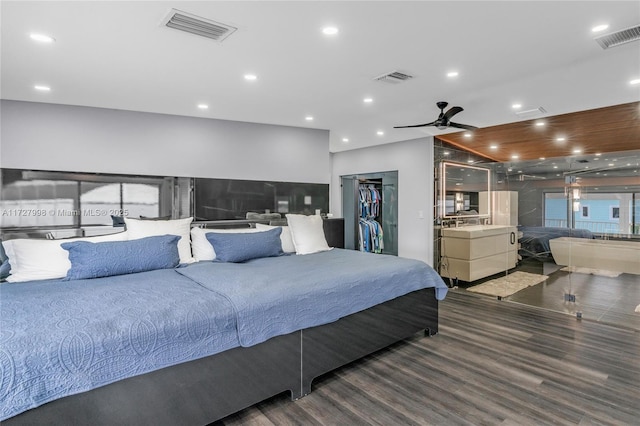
top-left (0, 100), bottom-right (330, 183)
top-left (331, 137), bottom-right (435, 265)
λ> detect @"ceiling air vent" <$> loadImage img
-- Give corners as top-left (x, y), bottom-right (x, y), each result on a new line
top-left (162, 9), bottom-right (237, 42)
top-left (374, 70), bottom-right (414, 83)
top-left (515, 107), bottom-right (547, 119)
top-left (594, 24), bottom-right (640, 49)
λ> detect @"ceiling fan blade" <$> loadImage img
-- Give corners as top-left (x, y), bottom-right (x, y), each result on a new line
top-left (393, 121), bottom-right (436, 128)
top-left (449, 121), bottom-right (478, 131)
top-left (443, 106), bottom-right (464, 120)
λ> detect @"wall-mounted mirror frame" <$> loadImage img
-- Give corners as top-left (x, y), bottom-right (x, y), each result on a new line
top-left (439, 161), bottom-right (491, 219)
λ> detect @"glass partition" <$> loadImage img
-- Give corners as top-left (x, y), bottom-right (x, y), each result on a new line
top-left (434, 140), bottom-right (640, 331)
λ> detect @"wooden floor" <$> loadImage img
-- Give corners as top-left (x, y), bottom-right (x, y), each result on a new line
top-left (213, 291), bottom-right (640, 425)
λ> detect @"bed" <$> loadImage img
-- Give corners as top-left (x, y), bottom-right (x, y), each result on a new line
top-left (0, 215), bottom-right (447, 425)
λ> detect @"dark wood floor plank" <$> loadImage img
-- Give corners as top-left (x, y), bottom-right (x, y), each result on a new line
top-left (215, 291), bottom-right (640, 426)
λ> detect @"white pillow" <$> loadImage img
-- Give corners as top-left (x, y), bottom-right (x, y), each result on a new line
top-left (3, 231), bottom-right (128, 282)
top-left (255, 223), bottom-right (296, 253)
top-left (124, 217), bottom-right (194, 264)
top-left (190, 226), bottom-right (261, 261)
top-left (285, 214), bottom-right (331, 255)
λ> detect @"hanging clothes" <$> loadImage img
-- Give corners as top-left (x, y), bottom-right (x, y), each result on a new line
top-left (358, 184), bottom-right (384, 253)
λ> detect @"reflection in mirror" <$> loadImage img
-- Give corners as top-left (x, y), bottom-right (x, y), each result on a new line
top-left (440, 161), bottom-right (491, 219)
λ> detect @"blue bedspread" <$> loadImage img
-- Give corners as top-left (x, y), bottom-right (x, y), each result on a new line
top-left (0, 269), bottom-right (239, 421)
top-left (177, 248), bottom-right (448, 347)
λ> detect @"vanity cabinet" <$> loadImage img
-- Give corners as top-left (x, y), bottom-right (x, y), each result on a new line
top-left (440, 225), bottom-right (517, 282)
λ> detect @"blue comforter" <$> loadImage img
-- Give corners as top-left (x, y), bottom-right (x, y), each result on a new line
top-left (1, 249), bottom-right (447, 421)
top-left (0, 269), bottom-right (239, 421)
top-left (177, 249), bottom-right (448, 347)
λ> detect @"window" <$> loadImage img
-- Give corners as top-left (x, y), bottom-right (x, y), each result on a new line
top-left (581, 205), bottom-right (590, 218)
top-left (1, 169), bottom-right (168, 230)
top-left (610, 206), bottom-right (620, 220)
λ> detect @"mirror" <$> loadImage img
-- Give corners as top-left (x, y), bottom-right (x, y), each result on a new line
top-left (440, 161), bottom-right (491, 218)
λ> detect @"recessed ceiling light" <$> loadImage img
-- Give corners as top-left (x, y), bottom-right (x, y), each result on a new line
top-left (511, 103), bottom-right (522, 109)
top-left (556, 137), bottom-right (566, 142)
top-left (489, 144), bottom-right (498, 150)
top-left (30, 33), bottom-right (55, 43)
top-left (322, 26), bottom-right (339, 35)
top-left (463, 132), bottom-right (472, 138)
top-left (305, 116), bottom-right (314, 121)
top-left (539, 157), bottom-right (546, 160)
top-left (553, 165), bottom-right (558, 169)
top-left (342, 137), bottom-right (349, 143)
top-left (630, 78), bottom-right (640, 85)
top-left (595, 152), bottom-right (601, 156)
top-left (535, 121), bottom-right (545, 127)
top-left (608, 163), bottom-right (614, 166)
top-left (591, 24), bottom-right (609, 33)
top-left (363, 97), bottom-right (373, 103)
top-left (197, 104), bottom-right (208, 109)
top-left (443, 151), bottom-right (450, 156)
top-left (447, 71), bottom-right (459, 78)
top-left (244, 74), bottom-right (257, 81)
top-left (572, 149), bottom-right (582, 154)
top-left (376, 130), bottom-right (384, 136)
top-left (467, 159), bottom-right (474, 163)
top-left (34, 85), bottom-right (51, 91)
top-left (511, 154), bottom-right (519, 159)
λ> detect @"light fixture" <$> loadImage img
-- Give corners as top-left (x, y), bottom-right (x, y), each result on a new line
top-left (630, 78), bottom-right (640, 85)
top-left (342, 137), bottom-right (349, 143)
top-left (197, 104), bottom-right (209, 109)
top-left (556, 137), bottom-right (566, 142)
top-left (463, 132), bottom-right (472, 138)
top-left (489, 144), bottom-right (498, 150)
top-left (376, 130), bottom-right (384, 136)
top-left (595, 152), bottom-right (601, 156)
top-left (305, 116), bottom-right (314, 121)
top-left (322, 26), bottom-right (339, 35)
top-left (244, 74), bottom-right (257, 81)
top-left (30, 33), bottom-right (55, 43)
top-left (591, 24), bottom-right (609, 33)
top-left (363, 97), bottom-right (373, 103)
top-left (511, 103), bottom-right (522, 109)
top-left (572, 149), bottom-right (582, 154)
top-left (539, 157), bottom-right (545, 160)
top-left (535, 121), bottom-right (545, 127)
top-left (446, 71), bottom-right (459, 78)
top-left (511, 154), bottom-right (519, 159)
top-left (467, 159), bottom-right (474, 163)
top-left (443, 151), bottom-right (450, 156)
top-left (34, 85), bottom-right (51, 91)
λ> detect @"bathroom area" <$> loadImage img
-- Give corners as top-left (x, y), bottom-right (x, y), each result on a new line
top-left (433, 139), bottom-right (640, 330)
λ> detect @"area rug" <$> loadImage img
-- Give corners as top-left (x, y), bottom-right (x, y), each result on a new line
top-left (560, 266), bottom-right (621, 277)
top-left (467, 271), bottom-right (549, 298)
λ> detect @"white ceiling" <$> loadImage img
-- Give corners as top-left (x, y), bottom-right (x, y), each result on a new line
top-left (2, 1), bottom-right (639, 154)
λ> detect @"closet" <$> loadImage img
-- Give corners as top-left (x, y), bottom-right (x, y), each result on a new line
top-left (341, 171), bottom-right (398, 256)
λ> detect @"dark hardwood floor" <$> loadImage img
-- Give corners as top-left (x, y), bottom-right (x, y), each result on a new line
top-left (213, 291), bottom-right (640, 425)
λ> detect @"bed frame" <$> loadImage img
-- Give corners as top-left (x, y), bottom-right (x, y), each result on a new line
top-left (4, 287), bottom-right (439, 425)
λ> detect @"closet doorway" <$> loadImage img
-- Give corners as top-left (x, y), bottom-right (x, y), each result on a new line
top-left (341, 171), bottom-right (398, 256)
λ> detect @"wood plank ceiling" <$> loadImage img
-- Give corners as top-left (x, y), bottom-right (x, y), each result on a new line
top-left (437, 102), bottom-right (640, 162)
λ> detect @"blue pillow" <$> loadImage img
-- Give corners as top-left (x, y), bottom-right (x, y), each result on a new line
top-left (205, 227), bottom-right (283, 263)
top-left (61, 234), bottom-right (180, 280)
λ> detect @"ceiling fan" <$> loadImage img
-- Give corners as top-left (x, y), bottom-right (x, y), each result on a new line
top-left (394, 101), bottom-right (477, 131)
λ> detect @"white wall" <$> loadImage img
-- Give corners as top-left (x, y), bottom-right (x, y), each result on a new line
top-left (0, 100), bottom-right (330, 183)
top-left (330, 137), bottom-right (435, 265)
